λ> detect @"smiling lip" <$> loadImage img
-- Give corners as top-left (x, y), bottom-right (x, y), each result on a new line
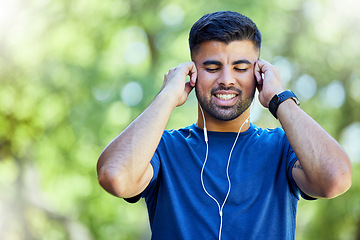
top-left (212, 90), bottom-right (240, 106)
top-left (212, 89), bottom-right (240, 100)
top-left (215, 93), bottom-right (237, 101)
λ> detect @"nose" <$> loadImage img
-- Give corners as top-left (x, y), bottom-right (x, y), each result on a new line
top-left (217, 66), bottom-right (235, 86)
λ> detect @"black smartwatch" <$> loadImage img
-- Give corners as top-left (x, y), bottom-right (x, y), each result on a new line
top-left (269, 90), bottom-right (299, 119)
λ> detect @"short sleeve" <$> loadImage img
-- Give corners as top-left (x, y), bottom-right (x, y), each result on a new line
top-left (123, 148), bottom-right (161, 204)
top-left (141, 151), bottom-right (161, 199)
top-left (285, 136), bottom-right (317, 200)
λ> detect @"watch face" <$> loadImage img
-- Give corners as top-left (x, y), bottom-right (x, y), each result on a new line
top-left (269, 91), bottom-right (299, 119)
top-left (272, 94), bottom-right (279, 104)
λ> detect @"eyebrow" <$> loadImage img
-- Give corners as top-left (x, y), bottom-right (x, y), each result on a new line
top-left (203, 60), bottom-right (222, 66)
top-left (202, 59), bottom-right (252, 66)
top-left (233, 59), bottom-right (252, 65)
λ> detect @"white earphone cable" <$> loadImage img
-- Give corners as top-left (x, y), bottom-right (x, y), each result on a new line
top-left (199, 102), bottom-right (253, 240)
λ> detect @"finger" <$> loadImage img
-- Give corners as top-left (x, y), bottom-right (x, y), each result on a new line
top-left (256, 59), bottom-right (273, 76)
top-left (254, 61), bottom-right (263, 84)
top-left (189, 63), bottom-right (197, 87)
top-left (184, 81), bottom-right (194, 95)
top-left (256, 82), bottom-right (263, 93)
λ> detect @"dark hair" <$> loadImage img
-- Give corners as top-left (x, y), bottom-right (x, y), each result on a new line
top-left (189, 11), bottom-right (262, 58)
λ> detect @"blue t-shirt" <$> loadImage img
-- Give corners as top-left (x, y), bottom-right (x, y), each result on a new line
top-left (137, 123), bottom-right (309, 239)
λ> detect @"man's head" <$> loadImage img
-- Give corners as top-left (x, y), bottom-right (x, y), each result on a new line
top-left (189, 12), bottom-right (261, 122)
top-left (189, 11), bottom-right (262, 60)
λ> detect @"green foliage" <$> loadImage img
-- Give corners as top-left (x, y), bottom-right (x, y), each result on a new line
top-left (0, 0), bottom-right (359, 239)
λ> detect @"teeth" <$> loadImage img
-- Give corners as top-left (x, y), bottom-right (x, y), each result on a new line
top-left (215, 94), bottom-right (236, 100)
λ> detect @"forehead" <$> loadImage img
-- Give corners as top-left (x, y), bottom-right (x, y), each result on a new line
top-left (193, 40), bottom-right (259, 63)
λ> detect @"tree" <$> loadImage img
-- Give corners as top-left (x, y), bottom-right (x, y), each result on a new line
top-left (0, 0), bottom-right (358, 239)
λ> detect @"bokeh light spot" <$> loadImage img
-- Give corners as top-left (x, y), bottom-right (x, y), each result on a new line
top-left (92, 88), bottom-right (112, 102)
top-left (107, 101), bottom-right (132, 127)
top-left (322, 80), bottom-right (346, 108)
top-left (124, 41), bottom-right (148, 65)
top-left (273, 56), bottom-right (294, 87)
top-left (340, 122), bottom-right (360, 163)
top-left (160, 4), bottom-right (184, 27)
top-left (121, 82), bottom-right (143, 107)
top-left (293, 74), bottom-right (317, 101)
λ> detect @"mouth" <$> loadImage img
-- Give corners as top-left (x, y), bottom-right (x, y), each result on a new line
top-left (214, 93), bottom-right (237, 101)
top-left (212, 92), bottom-right (240, 107)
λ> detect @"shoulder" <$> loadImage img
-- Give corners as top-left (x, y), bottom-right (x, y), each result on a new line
top-left (156, 124), bottom-right (203, 150)
top-left (251, 124), bottom-right (286, 139)
top-left (162, 124), bottom-right (202, 140)
top-left (247, 124), bottom-right (293, 154)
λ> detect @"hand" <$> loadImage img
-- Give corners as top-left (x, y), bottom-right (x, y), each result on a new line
top-left (162, 62), bottom-right (197, 107)
top-left (254, 59), bottom-right (284, 108)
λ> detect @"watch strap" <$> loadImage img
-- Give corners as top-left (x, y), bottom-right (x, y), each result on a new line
top-left (269, 90), bottom-right (299, 119)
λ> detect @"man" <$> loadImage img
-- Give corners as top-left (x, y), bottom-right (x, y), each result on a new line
top-left (97, 11), bottom-right (352, 239)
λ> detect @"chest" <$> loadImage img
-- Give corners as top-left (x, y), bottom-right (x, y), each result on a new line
top-left (161, 136), bottom-right (287, 206)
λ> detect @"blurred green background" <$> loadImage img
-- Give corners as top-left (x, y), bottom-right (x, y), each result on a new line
top-left (0, 0), bottom-right (359, 239)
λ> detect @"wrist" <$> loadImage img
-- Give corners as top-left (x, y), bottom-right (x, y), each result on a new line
top-left (268, 90), bottom-right (300, 119)
top-left (156, 89), bottom-right (180, 110)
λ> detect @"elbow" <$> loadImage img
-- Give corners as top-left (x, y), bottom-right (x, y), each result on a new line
top-left (318, 171), bottom-right (352, 199)
top-left (97, 165), bottom-right (128, 198)
top-left (317, 153), bottom-right (352, 199)
top-left (97, 152), bottom-right (129, 198)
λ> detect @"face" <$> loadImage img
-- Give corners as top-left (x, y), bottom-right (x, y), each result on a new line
top-left (193, 40), bottom-right (259, 121)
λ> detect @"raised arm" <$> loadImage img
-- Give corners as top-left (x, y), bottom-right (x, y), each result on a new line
top-left (97, 62), bottom-right (197, 198)
top-left (255, 59), bottom-right (352, 199)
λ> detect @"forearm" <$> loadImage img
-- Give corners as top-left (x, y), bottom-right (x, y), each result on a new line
top-left (97, 91), bottom-right (177, 197)
top-left (255, 59), bottom-right (351, 198)
top-left (277, 100), bottom-right (352, 198)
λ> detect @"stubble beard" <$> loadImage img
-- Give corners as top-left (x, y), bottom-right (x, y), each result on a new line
top-left (195, 87), bottom-right (255, 121)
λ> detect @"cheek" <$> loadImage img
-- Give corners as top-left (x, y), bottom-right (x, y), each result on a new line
top-left (198, 70), bottom-right (215, 80)
top-left (241, 72), bottom-right (256, 88)
top-left (195, 81), bottom-right (210, 95)
top-left (196, 72), bottom-right (214, 89)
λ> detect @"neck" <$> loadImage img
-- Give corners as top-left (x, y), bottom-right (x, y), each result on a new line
top-left (196, 105), bottom-right (251, 132)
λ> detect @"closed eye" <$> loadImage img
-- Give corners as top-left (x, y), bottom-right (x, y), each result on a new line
top-left (206, 68), bottom-right (220, 73)
top-left (234, 67), bottom-right (247, 72)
